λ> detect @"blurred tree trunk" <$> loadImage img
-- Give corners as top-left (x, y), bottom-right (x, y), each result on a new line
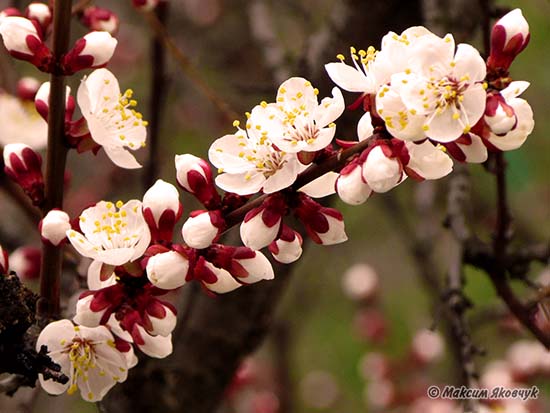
top-left (103, 1), bottom-right (422, 412)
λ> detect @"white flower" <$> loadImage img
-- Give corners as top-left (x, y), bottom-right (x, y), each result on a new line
top-left (36, 319), bottom-right (132, 402)
top-left (181, 211), bottom-right (223, 249)
top-left (404, 140), bottom-right (453, 180)
top-left (361, 146), bottom-right (402, 193)
top-left (209, 121), bottom-right (301, 195)
top-left (377, 36), bottom-right (487, 143)
top-left (0, 92), bottom-right (47, 148)
top-left (146, 251), bottom-right (189, 290)
top-left (199, 259), bottom-right (242, 294)
top-left (66, 200), bottom-right (151, 266)
top-left (41, 209), bottom-right (71, 246)
top-left (175, 153), bottom-right (212, 193)
top-left (486, 81), bottom-right (534, 151)
top-left (77, 68), bottom-right (147, 169)
top-left (325, 27), bottom-right (445, 95)
top-left (255, 77), bottom-right (345, 153)
top-left (233, 250), bottom-right (274, 284)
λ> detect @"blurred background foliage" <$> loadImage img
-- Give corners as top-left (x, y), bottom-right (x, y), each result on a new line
top-left (0, 0), bottom-right (548, 412)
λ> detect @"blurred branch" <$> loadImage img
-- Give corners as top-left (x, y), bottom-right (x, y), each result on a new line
top-left (271, 320), bottom-right (294, 413)
top-left (71, 0), bottom-right (91, 15)
top-left (143, 2), bottom-right (169, 190)
top-left (443, 165), bottom-right (481, 411)
top-left (141, 9), bottom-right (240, 124)
top-left (38, 0), bottom-right (73, 321)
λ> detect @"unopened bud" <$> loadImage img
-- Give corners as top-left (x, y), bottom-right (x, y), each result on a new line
top-left (25, 3), bottom-right (52, 31)
top-left (34, 81), bottom-right (72, 121)
top-left (80, 6), bottom-right (119, 35)
top-left (336, 163), bottom-right (372, 205)
top-left (361, 145), bottom-right (402, 193)
top-left (142, 179), bottom-right (183, 242)
top-left (3, 143), bottom-right (44, 206)
top-left (16, 76), bottom-right (40, 101)
top-left (40, 209), bottom-right (71, 246)
top-left (268, 225), bottom-right (303, 264)
top-left (485, 93), bottom-right (517, 135)
top-left (146, 250), bottom-right (189, 290)
top-left (181, 210), bottom-right (224, 249)
top-left (175, 154), bottom-right (220, 208)
top-left (488, 8), bottom-right (530, 71)
top-left (132, 0), bottom-right (160, 11)
top-left (62, 31), bottom-right (117, 74)
top-left (294, 194), bottom-right (347, 245)
top-left (9, 247), bottom-right (41, 280)
top-left (0, 16), bottom-right (52, 71)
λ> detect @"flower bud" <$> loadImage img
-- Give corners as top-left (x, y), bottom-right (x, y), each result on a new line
top-left (9, 247), bottom-right (41, 280)
top-left (193, 256), bottom-right (242, 294)
top-left (181, 210), bottom-right (224, 249)
top-left (230, 249), bottom-right (274, 284)
top-left (132, 0), bottom-right (160, 11)
top-left (175, 154), bottom-right (220, 208)
top-left (0, 8), bottom-right (21, 23)
top-left (25, 3), bottom-right (52, 31)
top-left (0, 244), bottom-right (8, 274)
top-left (144, 299), bottom-right (177, 337)
top-left (336, 163), bottom-right (372, 205)
top-left (294, 194), bottom-right (347, 245)
top-left (62, 31), bottom-right (118, 74)
top-left (16, 76), bottom-right (40, 101)
top-left (142, 179), bottom-right (183, 242)
top-left (403, 141), bottom-right (453, 181)
top-left (240, 194), bottom-right (286, 250)
top-left (34, 81), bottom-right (72, 121)
top-left (268, 225), bottom-right (303, 264)
top-left (0, 16), bottom-right (52, 71)
top-left (40, 209), bottom-right (71, 246)
top-left (80, 6), bottom-right (119, 35)
top-left (146, 250), bottom-right (189, 290)
top-left (361, 145), bottom-right (402, 193)
top-left (488, 9), bottom-right (530, 71)
top-left (3, 143), bottom-right (44, 206)
top-left (485, 93), bottom-right (517, 135)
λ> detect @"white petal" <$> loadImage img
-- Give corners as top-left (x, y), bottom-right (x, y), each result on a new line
top-left (135, 326), bottom-right (173, 358)
top-left (405, 141), bottom-right (453, 180)
top-left (452, 43), bottom-right (486, 82)
top-left (203, 262), bottom-right (242, 294)
top-left (215, 171), bottom-right (265, 195)
top-left (324, 62), bottom-right (372, 92)
top-left (314, 87), bottom-right (345, 127)
top-left (458, 134), bottom-right (488, 163)
top-left (262, 158), bottom-right (300, 193)
top-left (501, 81), bottom-right (530, 100)
top-left (336, 166), bottom-right (372, 205)
top-left (299, 171), bottom-right (338, 198)
top-left (361, 146), bottom-right (401, 193)
top-left (427, 107), bottom-right (464, 143)
top-left (87, 260), bottom-right (116, 290)
top-left (103, 145), bottom-right (141, 169)
top-left (357, 112), bottom-right (374, 141)
top-left (236, 251), bottom-right (274, 284)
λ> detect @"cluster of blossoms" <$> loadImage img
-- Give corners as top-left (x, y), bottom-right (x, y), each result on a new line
top-left (0, 3), bottom-right (538, 403)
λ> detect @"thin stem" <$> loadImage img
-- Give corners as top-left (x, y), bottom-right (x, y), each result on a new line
top-left (141, 9), bottom-right (240, 123)
top-left (38, 0), bottom-right (73, 320)
top-left (143, 2), bottom-right (168, 190)
top-left (493, 152), bottom-right (511, 264)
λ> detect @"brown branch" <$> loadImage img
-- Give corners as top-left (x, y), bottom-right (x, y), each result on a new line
top-left (141, 9), bottom-right (240, 124)
top-left (71, 0), bottom-right (92, 15)
top-left (143, 2), bottom-right (168, 190)
top-left (224, 134), bottom-right (376, 229)
top-left (38, 0), bottom-right (73, 321)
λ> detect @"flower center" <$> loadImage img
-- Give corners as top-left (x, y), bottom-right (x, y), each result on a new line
top-left (89, 201), bottom-right (141, 248)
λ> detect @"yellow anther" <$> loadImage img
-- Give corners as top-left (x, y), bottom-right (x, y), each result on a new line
top-left (232, 120), bottom-right (240, 127)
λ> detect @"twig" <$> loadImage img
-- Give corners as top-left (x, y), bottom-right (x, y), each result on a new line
top-left (38, 0), bottom-right (73, 321)
top-left (143, 1), bottom-right (168, 190)
top-left (141, 9), bottom-right (240, 124)
top-left (444, 165), bottom-right (480, 411)
top-left (71, 0), bottom-right (92, 15)
top-left (224, 134), bottom-right (376, 229)
top-left (271, 321), bottom-right (293, 413)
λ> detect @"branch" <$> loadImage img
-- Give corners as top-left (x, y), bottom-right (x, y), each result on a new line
top-left (224, 134), bottom-right (376, 229)
top-left (38, 0), bottom-right (73, 321)
top-left (141, 9), bottom-right (240, 124)
top-left (143, 2), bottom-right (169, 190)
